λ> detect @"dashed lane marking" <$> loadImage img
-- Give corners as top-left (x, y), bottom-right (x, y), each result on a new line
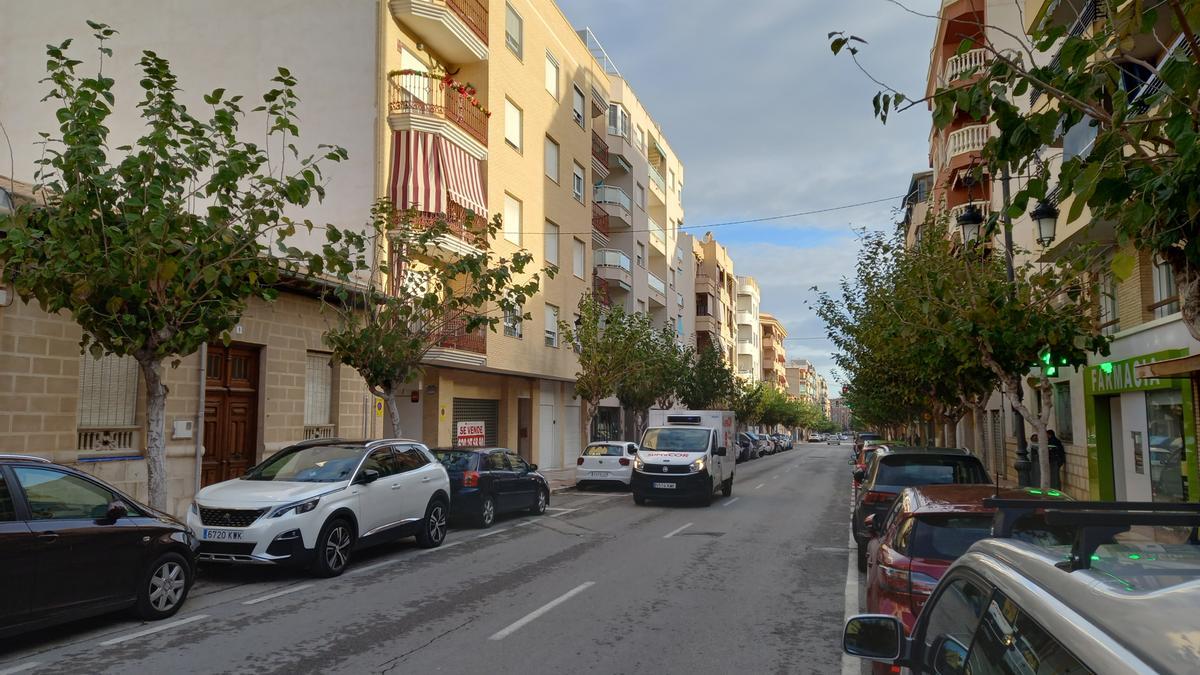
top-left (754, 483), bottom-right (765, 490)
top-left (721, 497), bottom-right (740, 507)
top-left (488, 582), bottom-right (596, 640)
top-left (98, 614), bottom-right (209, 647)
top-left (663, 522), bottom-right (694, 539)
top-left (549, 508), bottom-right (581, 517)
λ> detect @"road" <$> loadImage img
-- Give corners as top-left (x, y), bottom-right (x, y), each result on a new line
top-left (0, 443), bottom-right (853, 675)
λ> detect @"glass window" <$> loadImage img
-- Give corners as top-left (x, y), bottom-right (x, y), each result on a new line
top-left (395, 446), bottom-right (430, 473)
top-left (504, 3), bottom-right (523, 58)
top-left (485, 452), bottom-right (508, 471)
top-left (304, 352), bottom-right (334, 427)
top-left (506, 453), bottom-right (529, 472)
top-left (0, 474), bottom-right (17, 521)
top-left (12, 466), bottom-right (114, 521)
top-left (504, 305), bottom-right (523, 338)
top-left (433, 449), bottom-right (480, 472)
top-left (247, 444), bottom-right (364, 483)
top-left (503, 194), bottom-right (522, 245)
top-left (1054, 382), bottom-right (1073, 442)
top-left (919, 576), bottom-right (991, 655)
top-left (910, 515), bottom-right (995, 560)
top-left (544, 137), bottom-right (559, 182)
top-left (636, 183), bottom-right (646, 208)
top-left (1147, 388), bottom-right (1187, 503)
top-left (360, 448), bottom-right (400, 478)
top-left (876, 457), bottom-right (990, 486)
top-left (544, 51), bottom-right (559, 98)
top-left (636, 242), bottom-right (645, 267)
top-left (545, 304), bottom-right (559, 347)
top-left (893, 516), bottom-right (915, 555)
top-left (607, 104), bottom-right (630, 139)
top-left (1099, 271), bottom-right (1119, 335)
top-left (572, 86), bottom-right (585, 127)
top-left (1152, 254), bottom-right (1180, 317)
top-left (572, 163), bottom-right (585, 202)
top-left (572, 238), bottom-right (585, 278)
top-left (583, 444), bottom-right (623, 457)
top-left (77, 352), bottom-right (139, 429)
top-left (544, 220), bottom-right (559, 266)
top-left (504, 99), bottom-right (522, 151)
top-left (965, 593), bottom-right (1089, 675)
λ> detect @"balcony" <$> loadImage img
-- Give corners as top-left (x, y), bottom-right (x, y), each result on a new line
top-left (389, 207), bottom-right (483, 259)
top-left (648, 217), bottom-right (665, 253)
top-left (942, 49), bottom-right (987, 85)
top-left (592, 202), bottom-right (610, 237)
top-left (606, 128), bottom-right (636, 170)
top-left (425, 314), bottom-right (487, 367)
top-left (736, 311), bottom-right (756, 327)
top-left (948, 201), bottom-right (991, 223)
top-left (696, 313), bottom-right (721, 336)
top-left (647, 163), bottom-right (666, 195)
top-left (388, 72), bottom-right (488, 160)
top-left (591, 131), bottom-right (610, 180)
top-left (696, 273), bottom-right (718, 296)
top-left (947, 124), bottom-right (989, 158)
top-left (648, 272), bottom-right (667, 307)
top-left (389, 0), bottom-right (488, 64)
top-left (594, 248), bottom-right (633, 291)
top-left (594, 185), bottom-right (632, 229)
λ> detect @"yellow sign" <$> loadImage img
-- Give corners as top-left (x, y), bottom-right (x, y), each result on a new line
top-left (375, 398), bottom-right (384, 417)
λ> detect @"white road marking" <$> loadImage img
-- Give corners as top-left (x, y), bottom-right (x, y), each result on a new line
top-left (721, 497), bottom-right (740, 507)
top-left (754, 483), bottom-right (765, 490)
top-left (347, 559), bottom-right (396, 576)
top-left (514, 520), bottom-right (536, 527)
top-left (549, 507), bottom-right (581, 517)
top-left (772, 474), bottom-right (779, 479)
top-left (842, 531), bottom-right (860, 675)
top-left (98, 614), bottom-right (209, 647)
top-left (0, 662), bottom-right (42, 675)
top-left (475, 528), bottom-right (509, 539)
top-left (663, 522), bottom-right (694, 539)
top-left (243, 584), bottom-right (314, 606)
top-left (488, 581), bottom-right (596, 640)
top-left (545, 507), bottom-right (572, 512)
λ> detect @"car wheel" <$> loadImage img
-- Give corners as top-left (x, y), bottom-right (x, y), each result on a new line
top-left (311, 518), bottom-right (355, 578)
top-left (633, 493), bottom-right (646, 505)
top-left (416, 498), bottom-right (448, 549)
top-left (476, 494), bottom-right (497, 529)
top-left (135, 552), bottom-right (191, 620)
top-left (529, 488), bottom-right (548, 515)
top-left (857, 542), bottom-right (869, 573)
top-left (721, 477), bottom-right (733, 497)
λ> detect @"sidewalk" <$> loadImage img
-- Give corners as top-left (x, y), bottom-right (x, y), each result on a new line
top-left (538, 467), bottom-right (578, 494)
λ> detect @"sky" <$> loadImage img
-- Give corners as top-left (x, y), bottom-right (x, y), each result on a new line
top-left (557, 0), bottom-right (942, 390)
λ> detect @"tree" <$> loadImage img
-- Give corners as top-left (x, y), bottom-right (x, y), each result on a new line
top-left (559, 293), bottom-right (639, 439)
top-left (613, 315), bottom-right (685, 439)
top-left (0, 24), bottom-right (364, 509)
top-left (729, 380), bottom-right (767, 429)
top-left (676, 345), bottom-right (736, 410)
top-left (324, 203), bottom-right (545, 436)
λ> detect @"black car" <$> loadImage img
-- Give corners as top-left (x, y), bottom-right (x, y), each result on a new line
top-left (433, 447), bottom-right (549, 528)
top-left (0, 454), bottom-right (198, 637)
top-left (851, 447), bottom-right (990, 572)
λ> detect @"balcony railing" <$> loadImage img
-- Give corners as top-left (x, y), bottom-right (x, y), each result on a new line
top-left (591, 202), bottom-right (610, 237)
top-left (438, 316), bottom-right (487, 354)
top-left (648, 272), bottom-right (666, 295)
top-left (1031, 0), bottom-right (1104, 105)
top-left (947, 124), bottom-right (989, 157)
top-left (592, 130), bottom-right (609, 166)
top-left (387, 72), bottom-right (489, 147)
top-left (648, 163), bottom-right (666, 192)
top-left (78, 428), bottom-right (140, 452)
top-left (594, 248), bottom-right (632, 272)
top-left (445, 0), bottom-right (488, 44)
top-left (390, 205), bottom-right (485, 248)
top-left (943, 48), bottom-right (987, 84)
top-left (593, 185), bottom-right (631, 211)
top-left (948, 201), bottom-right (991, 222)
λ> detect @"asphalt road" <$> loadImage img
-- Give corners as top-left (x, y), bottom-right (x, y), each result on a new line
top-left (0, 443), bottom-right (852, 675)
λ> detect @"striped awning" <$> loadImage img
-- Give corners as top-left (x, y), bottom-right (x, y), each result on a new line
top-left (436, 136), bottom-right (488, 218)
top-left (388, 130), bottom-right (444, 213)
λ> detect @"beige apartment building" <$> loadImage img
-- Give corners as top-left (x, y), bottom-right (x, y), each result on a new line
top-left (760, 314), bottom-right (788, 390)
top-left (694, 234), bottom-right (738, 365)
top-left (787, 360), bottom-right (819, 405)
top-left (735, 277), bottom-right (762, 382)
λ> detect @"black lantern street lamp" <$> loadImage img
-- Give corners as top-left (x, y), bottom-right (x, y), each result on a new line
top-left (1031, 199), bottom-right (1060, 247)
top-left (957, 204), bottom-right (984, 245)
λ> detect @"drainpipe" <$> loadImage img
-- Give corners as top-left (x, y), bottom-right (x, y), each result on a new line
top-left (193, 343), bottom-right (207, 495)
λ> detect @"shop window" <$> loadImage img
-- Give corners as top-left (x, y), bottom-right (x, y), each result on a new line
top-left (1146, 388), bottom-right (1186, 503)
top-left (1053, 382), bottom-right (1073, 442)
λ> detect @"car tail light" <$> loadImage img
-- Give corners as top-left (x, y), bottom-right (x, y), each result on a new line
top-left (618, 457), bottom-right (630, 466)
top-left (577, 457), bottom-right (585, 466)
top-left (462, 470), bottom-right (480, 487)
top-left (863, 490), bottom-right (891, 505)
top-left (878, 564), bottom-right (910, 594)
top-left (909, 570), bottom-right (939, 597)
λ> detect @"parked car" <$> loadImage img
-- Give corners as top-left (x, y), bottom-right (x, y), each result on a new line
top-left (188, 438), bottom-right (450, 577)
top-left (753, 432), bottom-right (777, 456)
top-left (849, 440), bottom-right (893, 491)
top-left (773, 434), bottom-right (794, 451)
top-left (855, 432), bottom-right (882, 455)
top-left (863, 485), bottom-right (1073, 665)
top-left (851, 447), bottom-right (990, 572)
top-left (809, 433), bottom-right (824, 442)
top-left (827, 434), bottom-right (841, 445)
top-left (0, 454), bottom-right (198, 637)
top-left (736, 432), bottom-right (759, 462)
top-left (845, 500), bottom-right (1200, 674)
top-left (434, 447), bottom-right (549, 528)
top-left (574, 441), bottom-right (638, 488)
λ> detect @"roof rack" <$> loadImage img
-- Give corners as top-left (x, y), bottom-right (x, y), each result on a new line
top-left (984, 498), bottom-right (1200, 571)
top-left (0, 454), bottom-right (52, 463)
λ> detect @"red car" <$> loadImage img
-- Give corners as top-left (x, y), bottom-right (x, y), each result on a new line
top-left (864, 485), bottom-right (1072, 668)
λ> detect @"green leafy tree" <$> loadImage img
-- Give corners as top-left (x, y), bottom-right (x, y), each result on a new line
top-left (559, 294), bottom-right (639, 438)
top-left (325, 204), bottom-right (545, 436)
top-left (0, 24), bottom-right (364, 508)
top-left (614, 315), bottom-right (685, 439)
top-left (729, 380), bottom-right (767, 429)
top-left (676, 345), bottom-right (736, 410)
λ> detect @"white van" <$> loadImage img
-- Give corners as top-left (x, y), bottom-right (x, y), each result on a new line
top-left (632, 411), bottom-right (735, 506)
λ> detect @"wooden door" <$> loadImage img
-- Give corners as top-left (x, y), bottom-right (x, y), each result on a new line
top-left (202, 344), bottom-right (260, 486)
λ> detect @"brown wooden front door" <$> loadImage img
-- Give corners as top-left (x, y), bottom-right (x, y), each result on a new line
top-left (202, 344), bottom-right (260, 486)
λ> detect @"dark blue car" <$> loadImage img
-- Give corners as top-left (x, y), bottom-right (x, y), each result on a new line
top-left (432, 447), bottom-right (550, 528)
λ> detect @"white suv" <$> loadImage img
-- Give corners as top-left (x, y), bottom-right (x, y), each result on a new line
top-left (187, 438), bottom-right (450, 577)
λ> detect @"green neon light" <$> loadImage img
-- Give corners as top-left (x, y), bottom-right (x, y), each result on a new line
top-left (1128, 554), bottom-right (1142, 560)
top-left (1099, 361), bottom-right (1114, 374)
top-left (1029, 488), bottom-right (1044, 495)
top-left (1047, 490), bottom-right (1061, 497)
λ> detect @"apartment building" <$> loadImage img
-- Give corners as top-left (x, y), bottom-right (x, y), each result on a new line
top-left (900, 170), bottom-right (934, 247)
top-left (786, 360), bottom-right (818, 405)
top-left (695, 233), bottom-right (738, 364)
top-left (735, 277), bottom-right (762, 382)
top-left (760, 314), bottom-right (788, 389)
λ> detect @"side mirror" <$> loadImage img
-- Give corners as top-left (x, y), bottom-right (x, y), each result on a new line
top-left (714, 446), bottom-right (727, 457)
top-left (529, 463), bottom-right (539, 471)
top-left (104, 500), bottom-right (128, 523)
top-left (627, 444), bottom-right (638, 454)
top-left (931, 635), bottom-right (969, 674)
top-left (843, 615), bottom-right (903, 662)
top-left (356, 468), bottom-right (381, 485)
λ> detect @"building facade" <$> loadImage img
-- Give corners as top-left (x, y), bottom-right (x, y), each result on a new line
top-left (735, 276), bottom-right (762, 382)
top-left (759, 313), bottom-right (788, 389)
top-left (694, 233), bottom-right (738, 364)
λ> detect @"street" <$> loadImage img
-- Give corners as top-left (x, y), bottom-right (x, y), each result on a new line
top-left (0, 445), bottom-right (850, 675)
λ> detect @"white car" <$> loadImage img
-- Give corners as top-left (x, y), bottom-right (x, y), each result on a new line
top-left (576, 441), bottom-right (638, 487)
top-left (187, 438), bottom-right (450, 577)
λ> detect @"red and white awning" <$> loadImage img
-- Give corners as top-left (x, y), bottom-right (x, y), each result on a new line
top-left (436, 136), bottom-right (488, 218)
top-left (388, 130), bottom-right (487, 218)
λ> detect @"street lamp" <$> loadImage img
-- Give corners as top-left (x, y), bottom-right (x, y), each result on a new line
top-left (1031, 199), bottom-right (1059, 247)
top-left (957, 204), bottom-right (984, 245)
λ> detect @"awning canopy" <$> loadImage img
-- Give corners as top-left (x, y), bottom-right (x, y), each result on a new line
top-left (1136, 354), bottom-right (1200, 379)
top-left (388, 130), bottom-right (487, 218)
top-left (436, 136), bottom-right (488, 217)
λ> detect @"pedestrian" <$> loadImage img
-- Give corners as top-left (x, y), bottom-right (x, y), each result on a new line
top-left (1046, 429), bottom-right (1066, 490)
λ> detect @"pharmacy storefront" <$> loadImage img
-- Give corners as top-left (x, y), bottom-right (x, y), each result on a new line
top-left (1084, 348), bottom-right (1198, 502)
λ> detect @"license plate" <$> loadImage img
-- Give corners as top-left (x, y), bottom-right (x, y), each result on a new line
top-left (652, 482), bottom-right (676, 489)
top-left (590, 471), bottom-right (609, 477)
top-left (201, 528), bottom-right (244, 541)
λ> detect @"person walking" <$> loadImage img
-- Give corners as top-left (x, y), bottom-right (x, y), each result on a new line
top-left (1046, 429), bottom-right (1066, 490)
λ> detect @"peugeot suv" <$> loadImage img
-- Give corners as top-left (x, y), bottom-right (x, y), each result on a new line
top-left (188, 438), bottom-right (450, 577)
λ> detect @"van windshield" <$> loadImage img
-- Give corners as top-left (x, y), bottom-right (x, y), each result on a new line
top-left (641, 428), bottom-right (710, 452)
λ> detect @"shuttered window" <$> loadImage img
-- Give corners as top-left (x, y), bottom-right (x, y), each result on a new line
top-left (305, 352), bottom-right (333, 426)
top-left (77, 353), bottom-right (139, 428)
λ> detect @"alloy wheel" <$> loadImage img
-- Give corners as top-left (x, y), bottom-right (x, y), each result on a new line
top-left (325, 525), bottom-right (351, 572)
top-left (148, 561), bottom-right (186, 612)
top-left (536, 490), bottom-right (546, 513)
top-left (428, 505), bottom-right (447, 544)
top-left (482, 498), bottom-right (495, 527)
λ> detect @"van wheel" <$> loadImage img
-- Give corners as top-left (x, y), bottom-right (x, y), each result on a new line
top-left (633, 493), bottom-right (646, 505)
top-left (721, 477), bottom-right (733, 497)
top-left (311, 518), bottom-right (355, 578)
top-left (135, 552), bottom-right (191, 620)
top-left (698, 486), bottom-right (714, 507)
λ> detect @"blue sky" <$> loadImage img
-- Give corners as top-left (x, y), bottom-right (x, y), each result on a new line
top-left (558, 0), bottom-right (942, 389)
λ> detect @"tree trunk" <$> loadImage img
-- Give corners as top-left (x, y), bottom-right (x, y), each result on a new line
top-left (385, 390), bottom-right (402, 437)
top-left (138, 357), bottom-right (170, 511)
top-left (1168, 247), bottom-right (1200, 342)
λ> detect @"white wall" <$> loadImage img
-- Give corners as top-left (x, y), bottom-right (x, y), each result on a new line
top-left (0, 1), bottom-right (380, 255)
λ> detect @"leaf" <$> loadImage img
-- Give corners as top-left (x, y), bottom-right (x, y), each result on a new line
top-left (1110, 251), bottom-right (1136, 282)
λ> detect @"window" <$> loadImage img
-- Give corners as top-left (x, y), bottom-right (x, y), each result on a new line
top-left (360, 448), bottom-right (400, 477)
top-left (544, 136), bottom-right (559, 182)
top-left (637, 299), bottom-right (646, 314)
top-left (505, 3), bottom-right (523, 58)
top-left (635, 183), bottom-right (645, 208)
top-left (635, 125), bottom-right (645, 152)
top-left (503, 194), bottom-right (522, 245)
top-left (1147, 388), bottom-right (1187, 503)
top-left (571, 238), bottom-right (586, 278)
top-left (504, 99), bottom-right (522, 151)
top-left (669, 169), bottom-right (676, 192)
top-left (504, 305), bottom-right (524, 338)
top-left (13, 466), bottom-right (114, 520)
top-left (485, 452), bottom-right (508, 471)
top-left (1053, 382), bottom-right (1073, 442)
top-left (77, 352), bottom-right (139, 429)
top-left (1099, 271), bottom-right (1119, 335)
top-left (572, 86), bottom-right (585, 127)
top-left (607, 104), bottom-right (630, 139)
top-left (636, 242), bottom-right (645, 267)
top-left (304, 352), bottom-right (334, 430)
top-left (668, 268), bottom-right (675, 287)
top-left (964, 593), bottom-right (1087, 674)
top-left (545, 304), bottom-right (559, 347)
top-left (395, 446), bottom-right (430, 473)
top-left (544, 51), bottom-right (559, 98)
top-left (1152, 254), bottom-right (1180, 317)
top-left (918, 575), bottom-right (990, 654)
top-left (0, 475), bottom-right (16, 522)
top-left (572, 163), bottom-right (585, 202)
top-left (544, 220), bottom-right (559, 266)
top-left (506, 452), bottom-right (529, 472)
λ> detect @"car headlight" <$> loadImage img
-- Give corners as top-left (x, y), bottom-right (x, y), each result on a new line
top-left (690, 457), bottom-right (706, 473)
top-left (634, 455), bottom-right (645, 470)
top-left (270, 497), bottom-right (320, 518)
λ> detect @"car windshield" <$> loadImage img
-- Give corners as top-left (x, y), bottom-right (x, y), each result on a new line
top-left (583, 444), bottom-right (623, 457)
top-left (876, 457), bottom-right (989, 486)
top-left (910, 514), bottom-right (1074, 560)
top-left (433, 450), bottom-right (480, 472)
top-left (245, 444), bottom-right (365, 482)
top-left (641, 428), bottom-right (710, 452)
